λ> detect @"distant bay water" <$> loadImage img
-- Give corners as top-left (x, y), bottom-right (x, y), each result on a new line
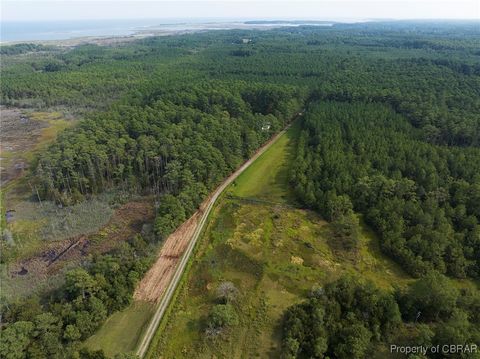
top-left (0, 18), bottom-right (336, 43)
top-left (0, 18), bottom-right (236, 43)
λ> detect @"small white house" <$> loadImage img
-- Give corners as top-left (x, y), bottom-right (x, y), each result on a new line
top-left (261, 123), bottom-right (271, 131)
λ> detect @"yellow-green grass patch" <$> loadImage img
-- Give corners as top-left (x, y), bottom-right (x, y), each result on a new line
top-left (149, 197), bottom-right (413, 358)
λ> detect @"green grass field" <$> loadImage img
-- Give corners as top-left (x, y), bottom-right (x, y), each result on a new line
top-left (146, 121), bottom-right (413, 358)
top-left (230, 121), bottom-right (300, 203)
top-left (84, 301), bottom-right (155, 357)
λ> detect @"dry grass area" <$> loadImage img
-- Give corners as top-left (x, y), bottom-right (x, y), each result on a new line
top-left (0, 108), bottom-right (48, 186)
top-left (11, 199), bottom-right (114, 243)
top-left (0, 109), bottom-right (71, 186)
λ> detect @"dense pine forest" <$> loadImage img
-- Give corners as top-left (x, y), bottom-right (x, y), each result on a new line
top-left (1, 21), bottom-right (480, 358)
top-left (290, 101), bottom-right (480, 279)
top-left (31, 82), bottom-right (302, 237)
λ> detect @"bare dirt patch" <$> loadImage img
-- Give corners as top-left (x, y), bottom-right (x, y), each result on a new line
top-left (8, 200), bottom-right (155, 283)
top-left (134, 210), bottom-right (201, 302)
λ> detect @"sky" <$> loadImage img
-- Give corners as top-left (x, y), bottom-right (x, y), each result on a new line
top-left (1, 0), bottom-right (479, 22)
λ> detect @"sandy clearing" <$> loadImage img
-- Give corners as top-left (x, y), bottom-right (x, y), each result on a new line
top-left (134, 211), bottom-right (202, 302)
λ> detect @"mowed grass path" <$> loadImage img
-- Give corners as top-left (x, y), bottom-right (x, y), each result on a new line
top-left (231, 121), bottom-right (300, 203)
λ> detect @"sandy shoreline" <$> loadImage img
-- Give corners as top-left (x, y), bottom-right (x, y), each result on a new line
top-left (1, 21), bottom-right (334, 46)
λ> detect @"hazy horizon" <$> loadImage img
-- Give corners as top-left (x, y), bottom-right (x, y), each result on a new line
top-left (3, 17), bottom-right (480, 23)
top-left (2, 1), bottom-right (479, 23)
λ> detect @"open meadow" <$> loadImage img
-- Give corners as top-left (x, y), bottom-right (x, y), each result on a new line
top-left (146, 119), bottom-right (414, 358)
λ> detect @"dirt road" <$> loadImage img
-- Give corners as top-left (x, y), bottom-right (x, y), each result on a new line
top-left (135, 122), bottom-right (295, 358)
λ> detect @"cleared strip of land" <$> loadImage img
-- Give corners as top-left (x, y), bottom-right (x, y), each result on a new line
top-left (134, 211), bottom-right (201, 302)
top-left (135, 119), bottom-right (298, 357)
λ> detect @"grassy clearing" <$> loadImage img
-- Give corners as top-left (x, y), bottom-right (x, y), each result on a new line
top-left (0, 261), bottom-right (69, 301)
top-left (0, 197), bottom-right (116, 300)
top-left (13, 199), bottom-right (114, 242)
top-left (29, 111), bottom-right (71, 155)
top-left (230, 121), bottom-right (300, 204)
top-left (149, 199), bottom-right (413, 358)
top-left (1, 111), bottom-right (74, 265)
top-left (147, 122), bottom-right (413, 358)
top-left (84, 301), bottom-right (155, 357)
top-left (0, 196), bottom-right (153, 301)
top-left (1, 111), bottom-right (119, 258)
top-left (1, 199), bottom-right (114, 264)
top-left (0, 111), bottom-right (71, 174)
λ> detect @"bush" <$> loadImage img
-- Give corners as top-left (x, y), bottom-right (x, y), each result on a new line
top-left (206, 304), bottom-right (239, 330)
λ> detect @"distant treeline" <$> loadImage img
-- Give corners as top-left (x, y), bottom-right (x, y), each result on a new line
top-left (0, 43), bottom-right (54, 55)
top-left (1, 23), bottom-right (479, 146)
